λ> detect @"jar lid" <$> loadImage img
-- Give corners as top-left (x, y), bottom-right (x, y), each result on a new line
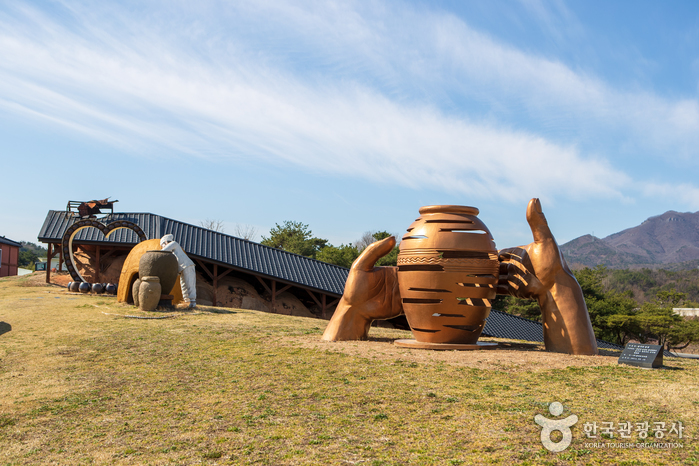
top-left (418, 205), bottom-right (479, 216)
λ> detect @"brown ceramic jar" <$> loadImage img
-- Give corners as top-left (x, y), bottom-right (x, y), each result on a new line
top-left (138, 276), bottom-right (161, 312)
top-left (139, 250), bottom-right (179, 295)
top-left (132, 278), bottom-right (142, 307)
top-left (397, 205), bottom-right (499, 344)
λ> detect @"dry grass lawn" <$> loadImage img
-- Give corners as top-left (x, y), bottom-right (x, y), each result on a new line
top-left (0, 273), bottom-right (697, 465)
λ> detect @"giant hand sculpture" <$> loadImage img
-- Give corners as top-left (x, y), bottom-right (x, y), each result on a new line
top-left (323, 198), bottom-right (598, 356)
top-left (497, 198), bottom-right (598, 355)
top-left (321, 236), bottom-right (403, 341)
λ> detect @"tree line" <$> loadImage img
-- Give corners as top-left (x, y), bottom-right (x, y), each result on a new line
top-left (259, 220), bottom-right (398, 268)
top-left (494, 265), bottom-right (699, 351)
top-left (17, 242), bottom-right (48, 271)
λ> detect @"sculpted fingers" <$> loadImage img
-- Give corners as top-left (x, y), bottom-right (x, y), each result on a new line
top-left (352, 236), bottom-right (396, 272)
top-left (526, 198), bottom-right (554, 244)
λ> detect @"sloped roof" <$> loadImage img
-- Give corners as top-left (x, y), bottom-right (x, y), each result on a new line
top-left (0, 236), bottom-right (21, 248)
top-left (483, 309), bottom-right (624, 351)
top-left (38, 210), bottom-right (349, 296)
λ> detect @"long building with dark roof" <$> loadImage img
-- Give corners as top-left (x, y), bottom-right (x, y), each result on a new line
top-left (38, 210), bottom-right (348, 314)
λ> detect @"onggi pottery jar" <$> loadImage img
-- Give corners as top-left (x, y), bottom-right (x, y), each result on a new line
top-left (70, 282), bottom-right (80, 293)
top-left (139, 250), bottom-right (178, 295)
top-left (105, 283), bottom-right (117, 295)
top-left (132, 278), bottom-right (142, 307)
top-left (138, 276), bottom-right (161, 312)
top-left (78, 282), bottom-right (91, 294)
top-left (397, 205), bottom-right (499, 344)
top-left (91, 283), bottom-right (104, 294)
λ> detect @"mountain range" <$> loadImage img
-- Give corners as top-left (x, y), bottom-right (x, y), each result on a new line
top-left (560, 210), bottom-right (699, 270)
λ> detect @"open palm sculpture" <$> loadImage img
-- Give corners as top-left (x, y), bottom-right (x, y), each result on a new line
top-left (322, 198), bottom-right (598, 356)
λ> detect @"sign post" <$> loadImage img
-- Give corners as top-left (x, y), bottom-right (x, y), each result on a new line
top-left (618, 343), bottom-right (663, 369)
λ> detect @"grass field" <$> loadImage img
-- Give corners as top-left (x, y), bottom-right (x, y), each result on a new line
top-left (0, 273), bottom-right (697, 465)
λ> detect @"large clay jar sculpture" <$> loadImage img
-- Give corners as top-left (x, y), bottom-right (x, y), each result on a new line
top-left (138, 276), bottom-right (161, 311)
top-left (138, 250), bottom-right (179, 296)
top-left (397, 205), bottom-right (499, 344)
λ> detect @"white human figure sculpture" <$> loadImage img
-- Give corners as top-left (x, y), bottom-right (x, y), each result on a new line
top-left (160, 234), bottom-right (196, 308)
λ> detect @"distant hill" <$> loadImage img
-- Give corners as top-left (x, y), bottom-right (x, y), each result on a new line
top-left (561, 210), bottom-right (699, 270)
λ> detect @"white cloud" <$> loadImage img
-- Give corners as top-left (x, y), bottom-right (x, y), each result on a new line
top-left (0, 0), bottom-right (694, 207)
top-left (642, 183), bottom-right (699, 210)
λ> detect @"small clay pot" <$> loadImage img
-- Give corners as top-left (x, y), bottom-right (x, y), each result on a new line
top-left (105, 283), bottom-right (117, 295)
top-left (138, 276), bottom-right (161, 312)
top-left (79, 282), bottom-right (91, 293)
top-left (70, 282), bottom-right (80, 293)
top-left (139, 250), bottom-right (178, 295)
top-left (91, 283), bottom-right (104, 294)
top-left (132, 279), bottom-right (142, 307)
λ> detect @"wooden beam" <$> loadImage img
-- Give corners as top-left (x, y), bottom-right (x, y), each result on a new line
top-left (211, 266), bottom-right (234, 307)
top-left (101, 249), bottom-right (117, 261)
top-left (271, 280), bottom-right (276, 310)
top-left (46, 243), bottom-right (52, 284)
top-left (95, 245), bottom-right (101, 283)
top-left (213, 264), bottom-right (218, 307)
top-left (256, 276), bottom-right (272, 295)
top-left (322, 294), bottom-right (327, 318)
top-left (306, 289), bottom-right (322, 308)
top-left (216, 267), bottom-right (233, 281)
top-left (274, 284), bottom-right (291, 297)
top-left (58, 243), bottom-right (64, 272)
top-left (327, 298), bottom-right (340, 308)
top-left (195, 259), bottom-right (214, 281)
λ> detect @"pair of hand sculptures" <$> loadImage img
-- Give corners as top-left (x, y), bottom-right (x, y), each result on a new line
top-left (322, 199), bottom-right (598, 355)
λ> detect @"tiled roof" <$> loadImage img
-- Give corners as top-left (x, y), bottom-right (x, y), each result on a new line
top-left (0, 236), bottom-right (21, 248)
top-left (484, 309), bottom-right (624, 351)
top-left (38, 210), bottom-right (349, 296)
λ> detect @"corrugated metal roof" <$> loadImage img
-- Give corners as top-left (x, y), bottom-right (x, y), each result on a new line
top-left (38, 210), bottom-right (349, 296)
top-left (0, 236), bottom-right (21, 248)
top-left (484, 309), bottom-right (624, 351)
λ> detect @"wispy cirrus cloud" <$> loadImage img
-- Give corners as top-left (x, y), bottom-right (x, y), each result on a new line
top-left (0, 0), bottom-right (694, 207)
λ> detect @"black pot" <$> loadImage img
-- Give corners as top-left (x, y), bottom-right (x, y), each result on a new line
top-left (79, 282), bottom-right (91, 293)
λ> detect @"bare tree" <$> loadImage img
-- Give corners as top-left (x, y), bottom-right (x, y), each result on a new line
top-left (200, 219), bottom-right (225, 233)
top-left (233, 224), bottom-right (259, 241)
top-left (353, 230), bottom-right (401, 251)
top-left (353, 231), bottom-right (377, 251)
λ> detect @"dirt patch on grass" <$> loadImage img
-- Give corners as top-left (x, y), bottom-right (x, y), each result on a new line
top-left (286, 331), bottom-right (620, 372)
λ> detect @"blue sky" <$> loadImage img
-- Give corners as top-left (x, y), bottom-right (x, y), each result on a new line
top-left (2, 0), bottom-right (699, 252)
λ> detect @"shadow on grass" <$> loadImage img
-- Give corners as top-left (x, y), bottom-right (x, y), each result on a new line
top-left (0, 322), bottom-right (11, 336)
top-left (660, 365), bottom-right (685, 371)
top-left (200, 308), bottom-right (236, 315)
